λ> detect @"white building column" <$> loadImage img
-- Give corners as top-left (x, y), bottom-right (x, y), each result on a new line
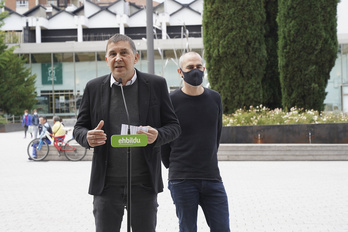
top-left (32, 17), bottom-right (48, 44)
top-left (74, 16), bottom-right (85, 42)
top-left (159, 13), bottom-right (169, 40)
top-left (35, 25), bottom-right (41, 43)
top-left (77, 23), bottom-right (83, 42)
top-left (35, 21), bottom-right (41, 43)
top-left (116, 14), bottom-right (128, 35)
top-left (161, 20), bottom-right (167, 40)
top-left (116, 14), bottom-right (124, 34)
top-left (119, 18), bottom-right (125, 35)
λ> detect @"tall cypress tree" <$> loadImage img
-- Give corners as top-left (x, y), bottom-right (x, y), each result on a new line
top-left (262, 0), bottom-right (281, 109)
top-left (278, 0), bottom-right (338, 111)
top-left (203, 0), bottom-right (267, 113)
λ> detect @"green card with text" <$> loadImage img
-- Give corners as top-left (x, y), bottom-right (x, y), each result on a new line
top-left (111, 134), bottom-right (148, 147)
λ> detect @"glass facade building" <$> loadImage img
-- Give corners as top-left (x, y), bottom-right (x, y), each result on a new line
top-left (325, 44), bottom-right (348, 112)
top-left (19, 42), bottom-right (206, 117)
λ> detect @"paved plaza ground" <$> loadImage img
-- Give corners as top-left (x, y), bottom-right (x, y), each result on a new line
top-left (1, 130), bottom-right (348, 232)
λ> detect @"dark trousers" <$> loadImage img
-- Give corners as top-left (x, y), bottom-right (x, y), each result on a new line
top-left (24, 125), bottom-right (28, 138)
top-left (93, 184), bottom-right (158, 232)
top-left (169, 179), bottom-right (230, 232)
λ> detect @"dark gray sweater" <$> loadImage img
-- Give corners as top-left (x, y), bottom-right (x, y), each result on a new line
top-left (106, 80), bottom-right (151, 186)
top-left (161, 88), bottom-right (222, 181)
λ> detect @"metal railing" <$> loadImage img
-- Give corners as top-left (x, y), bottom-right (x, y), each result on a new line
top-left (1, 115), bottom-right (22, 124)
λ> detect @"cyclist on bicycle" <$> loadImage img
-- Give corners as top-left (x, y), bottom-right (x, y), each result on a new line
top-left (38, 116), bottom-right (52, 141)
top-left (29, 116), bottom-right (52, 160)
top-left (52, 116), bottom-right (66, 143)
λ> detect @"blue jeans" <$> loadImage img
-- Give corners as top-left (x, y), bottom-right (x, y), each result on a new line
top-left (93, 184), bottom-right (158, 232)
top-left (32, 142), bottom-right (38, 158)
top-left (168, 179), bottom-right (230, 232)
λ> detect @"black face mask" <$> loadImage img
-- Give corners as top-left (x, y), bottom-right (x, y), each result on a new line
top-left (180, 68), bottom-right (204, 86)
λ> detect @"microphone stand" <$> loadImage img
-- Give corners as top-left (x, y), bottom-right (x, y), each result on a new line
top-left (119, 78), bottom-right (132, 232)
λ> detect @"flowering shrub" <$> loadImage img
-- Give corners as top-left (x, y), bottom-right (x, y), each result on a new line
top-left (223, 105), bottom-right (348, 126)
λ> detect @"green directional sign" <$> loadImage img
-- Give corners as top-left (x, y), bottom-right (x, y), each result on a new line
top-left (111, 134), bottom-right (148, 147)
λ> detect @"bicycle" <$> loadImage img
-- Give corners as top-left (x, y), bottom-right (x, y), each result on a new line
top-left (27, 130), bottom-right (87, 161)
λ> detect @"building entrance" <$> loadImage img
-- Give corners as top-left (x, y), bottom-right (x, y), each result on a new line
top-left (38, 90), bottom-right (79, 116)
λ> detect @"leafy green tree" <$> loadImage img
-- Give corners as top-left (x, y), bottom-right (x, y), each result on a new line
top-left (0, 1), bottom-right (8, 69)
top-left (203, 0), bottom-right (267, 113)
top-left (278, 0), bottom-right (338, 111)
top-left (0, 3), bottom-right (37, 115)
top-left (0, 49), bottom-right (37, 115)
top-left (262, 0), bottom-right (281, 109)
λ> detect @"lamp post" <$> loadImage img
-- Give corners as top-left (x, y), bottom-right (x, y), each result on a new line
top-left (146, 0), bottom-right (154, 74)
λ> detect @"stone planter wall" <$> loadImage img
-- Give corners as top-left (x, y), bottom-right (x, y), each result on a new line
top-left (220, 123), bottom-right (348, 144)
top-left (0, 123), bottom-right (23, 133)
top-left (4, 122), bottom-right (348, 144)
top-left (0, 119), bottom-right (77, 133)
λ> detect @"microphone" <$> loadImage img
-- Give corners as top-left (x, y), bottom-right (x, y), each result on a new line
top-left (118, 77), bottom-right (132, 231)
top-left (118, 78), bottom-right (131, 135)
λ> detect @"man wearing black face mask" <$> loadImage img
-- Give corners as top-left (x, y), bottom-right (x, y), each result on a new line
top-left (161, 52), bottom-right (230, 232)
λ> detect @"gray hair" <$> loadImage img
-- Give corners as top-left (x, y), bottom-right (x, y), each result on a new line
top-left (53, 116), bottom-right (61, 122)
top-left (106, 34), bottom-right (137, 54)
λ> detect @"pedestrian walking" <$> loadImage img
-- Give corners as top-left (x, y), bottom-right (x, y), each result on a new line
top-left (31, 109), bottom-right (40, 139)
top-left (22, 109), bottom-right (32, 138)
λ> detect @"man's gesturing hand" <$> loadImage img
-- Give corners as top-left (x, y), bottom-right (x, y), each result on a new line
top-left (87, 120), bottom-right (107, 147)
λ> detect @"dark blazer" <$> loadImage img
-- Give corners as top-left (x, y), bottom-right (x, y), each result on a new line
top-left (73, 69), bottom-right (181, 195)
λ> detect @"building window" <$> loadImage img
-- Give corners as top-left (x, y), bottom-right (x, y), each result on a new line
top-left (47, 0), bottom-right (56, 6)
top-left (16, 0), bottom-right (28, 7)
